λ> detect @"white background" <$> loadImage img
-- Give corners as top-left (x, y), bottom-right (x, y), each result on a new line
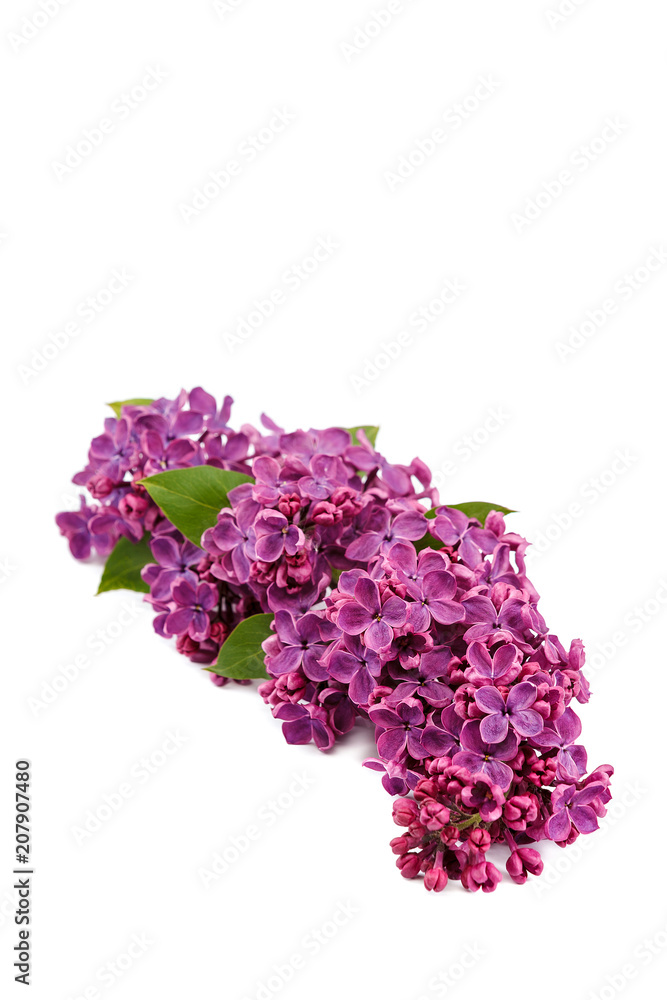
top-left (2, 1), bottom-right (666, 998)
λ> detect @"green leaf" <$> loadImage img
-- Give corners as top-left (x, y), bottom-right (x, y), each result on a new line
top-left (107, 398), bottom-right (154, 418)
top-left (447, 502), bottom-right (515, 526)
top-left (208, 614), bottom-right (275, 680)
top-left (97, 535), bottom-right (155, 595)
top-left (348, 425), bottom-right (380, 449)
top-left (416, 502), bottom-right (515, 552)
top-left (414, 528), bottom-right (442, 553)
top-left (139, 467), bottom-right (254, 546)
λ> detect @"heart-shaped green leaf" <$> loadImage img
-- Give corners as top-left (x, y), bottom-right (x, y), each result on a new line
top-left (447, 501), bottom-right (515, 525)
top-left (417, 502), bottom-right (515, 551)
top-left (97, 535), bottom-right (155, 595)
top-left (348, 425), bottom-right (380, 448)
top-left (208, 614), bottom-right (275, 680)
top-left (107, 398), bottom-right (154, 418)
top-left (139, 467), bottom-right (254, 547)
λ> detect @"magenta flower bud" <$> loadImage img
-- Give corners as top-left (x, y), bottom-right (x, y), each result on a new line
top-left (439, 824), bottom-right (459, 847)
top-left (461, 861), bottom-right (502, 893)
top-left (419, 799), bottom-right (451, 831)
top-left (392, 798), bottom-right (418, 827)
top-left (329, 487), bottom-right (363, 519)
top-left (414, 779), bottom-right (439, 802)
top-left (454, 687), bottom-right (477, 719)
top-left (503, 794), bottom-right (538, 831)
top-left (87, 473), bottom-right (115, 499)
top-left (461, 775), bottom-right (505, 823)
top-left (175, 634), bottom-right (200, 658)
top-left (250, 561), bottom-right (277, 585)
top-left (119, 493), bottom-right (149, 520)
top-left (426, 756), bottom-right (453, 775)
top-left (468, 828), bottom-right (491, 853)
top-left (209, 674), bottom-right (229, 688)
top-left (520, 847), bottom-right (544, 876)
top-left (396, 852), bottom-right (422, 879)
top-left (311, 501), bottom-right (340, 526)
top-left (208, 621), bottom-right (227, 645)
top-left (276, 551), bottom-right (312, 587)
top-left (424, 867), bottom-right (448, 892)
top-left (275, 671), bottom-right (307, 703)
top-left (367, 685), bottom-right (393, 706)
top-left (277, 493), bottom-right (302, 517)
top-left (506, 848), bottom-right (543, 884)
top-left (257, 679), bottom-right (277, 703)
top-left (378, 577), bottom-right (408, 601)
top-left (390, 836), bottom-right (409, 855)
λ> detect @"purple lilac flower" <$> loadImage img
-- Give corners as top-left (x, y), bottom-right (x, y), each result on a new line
top-left (298, 454), bottom-right (350, 500)
top-left (461, 595), bottom-right (531, 645)
top-left (387, 648), bottom-right (453, 706)
top-left (363, 757), bottom-right (420, 796)
top-left (422, 704), bottom-right (463, 757)
top-left (337, 576), bottom-right (408, 651)
top-left (368, 699), bottom-right (429, 760)
top-left (547, 783), bottom-right (605, 841)
top-left (274, 703), bottom-right (334, 751)
top-left (345, 507), bottom-right (427, 562)
top-left (530, 706), bottom-right (587, 781)
top-left (164, 580), bottom-right (218, 641)
top-left (89, 418), bottom-right (137, 481)
top-left (55, 499), bottom-right (115, 558)
top-left (474, 682), bottom-right (544, 743)
top-left (264, 611), bottom-right (330, 682)
top-left (465, 641), bottom-right (519, 683)
top-left (202, 501), bottom-right (259, 584)
top-left (141, 535), bottom-right (203, 601)
top-left (251, 456), bottom-right (296, 504)
top-left (328, 635), bottom-right (383, 706)
top-left (453, 720), bottom-right (519, 790)
top-left (254, 511), bottom-right (304, 562)
top-left (461, 774), bottom-right (505, 822)
top-left (403, 568), bottom-right (465, 631)
top-left (431, 506), bottom-right (498, 567)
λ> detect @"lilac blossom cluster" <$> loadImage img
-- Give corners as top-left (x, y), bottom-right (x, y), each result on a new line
top-left (55, 388), bottom-right (257, 561)
top-left (200, 429), bottom-right (434, 615)
top-left (258, 506), bottom-right (613, 892)
top-left (57, 392), bottom-right (612, 893)
top-left (56, 390), bottom-right (435, 672)
top-left (146, 422), bottom-right (434, 666)
top-left (55, 389), bottom-right (278, 669)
